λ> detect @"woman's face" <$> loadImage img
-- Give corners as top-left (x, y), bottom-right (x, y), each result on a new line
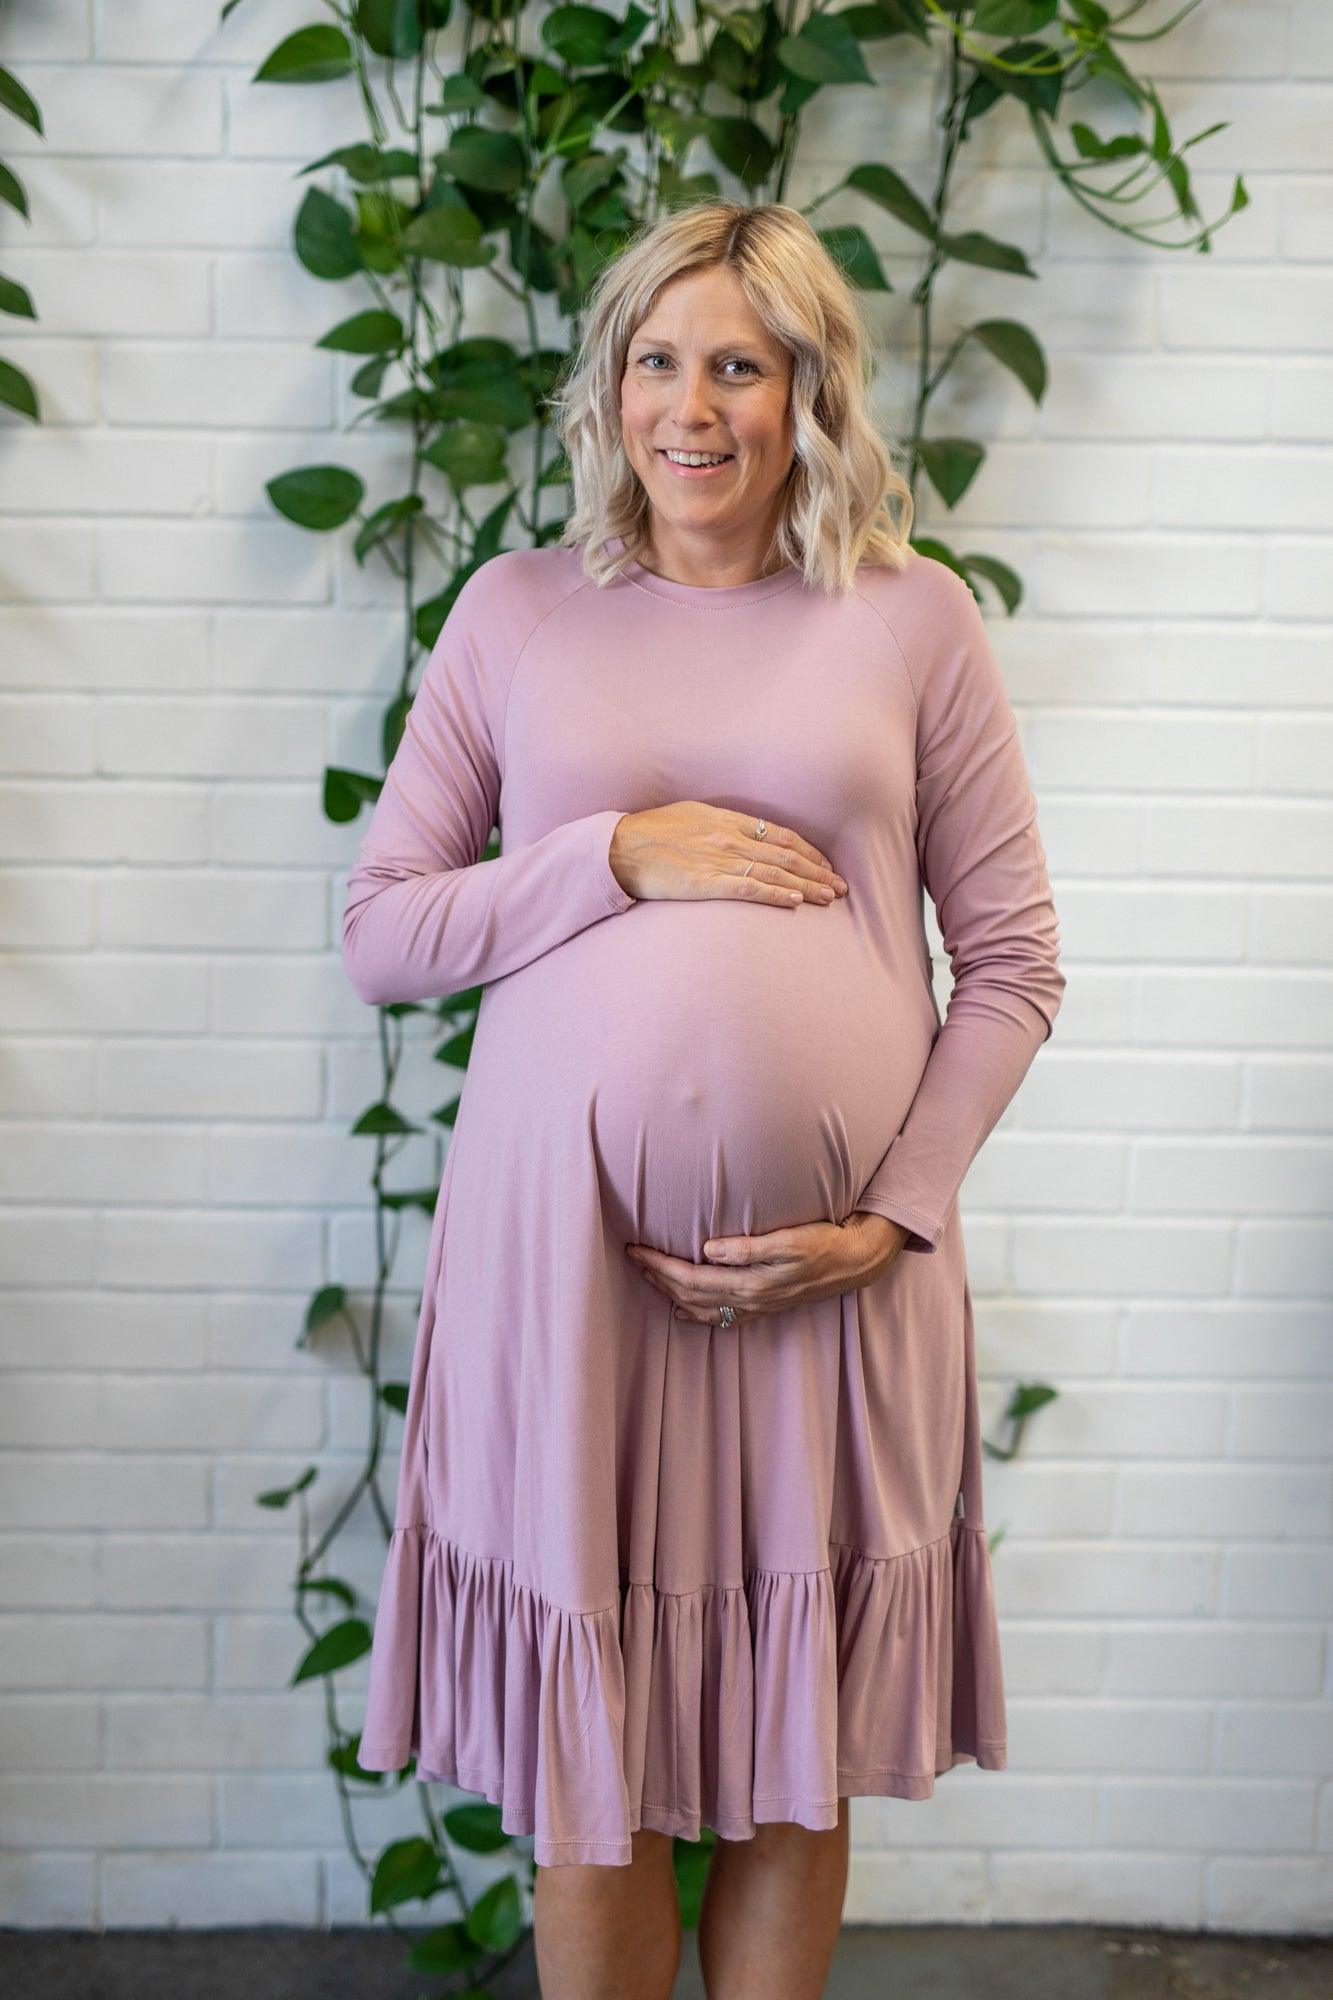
top-left (619, 264), bottom-right (794, 549)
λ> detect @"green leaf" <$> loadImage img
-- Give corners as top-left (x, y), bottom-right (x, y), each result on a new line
top-left (440, 981), bottom-right (484, 1016)
top-left (971, 0), bottom-right (1057, 33)
top-left (328, 1730), bottom-right (384, 1782)
top-left (542, 6), bottom-right (620, 68)
top-left (323, 766), bottom-right (381, 824)
top-left (256, 1465), bottom-right (317, 1510)
top-left (776, 16), bottom-right (872, 88)
top-left (673, 1828), bottom-right (717, 1927)
top-left (317, 309), bottom-right (405, 354)
top-left (304, 1284), bottom-right (347, 1340)
top-left (972, 37), bottom-right (1064, 118)
top-left (381, 690), bottom-right (411, 766)
top-left (0, 272), bottom-right (36, 320)
top-left (348, 355), bottom-right (393, 401)
top-left (351, 1100), bottom-right (421, 1137)
top-left (354, 494), bottom-right (424, 566)
top-left (433, 353), bottom-right (534, 431)
top-left (0, 354), bottom-right (38, 421)
top-left (969, 319), bottom-right (1046, 403)
top-left (300, 1576), bottom-right (357, 1612)
top-left (960, 553), bottom-right (1023, 615)
top-left (1069, 121), bottom-right (1143, 164)
top-left (381, 1381), bottom-right (409, 1415)
top-left (909, 534), bottom-right (968, 580)
top-left (1008, 1381), bottom-right (1059, 1419)
top-left (267, 464), bottom-right (364, 530)
top-left (435, 127), bottom-right (527, 196)
top-left (706, 116), bottom-right (775, 187)
top-left (408, 1921), bottom-right (483, 1975)
top-left (436, 73), bottom-right (488, 113)
top-left (0, 64), bottom-right (42, 135)
top-left (400, 202), bottom-right (493, 268)
top-left (915, 436), bottom-right (985, 508)
top-left (369, 1836), bottom-right (443, 1916)
top-left (441, 1800), bottom-right (510, 1853)
top-left (294, 186), bottom-right (360, 280)
top-left (845, 161), bottom-right (934, 240)
top-left (0, 160), bottom-right (29, 220)
top-left (302, 142), bottom-right (389, 182)
top-left (464, 1873), bottom-right (524, 1952)
top-left (291, 1617), bottom-right (373, 1686)
top-left (437, 1022), bottom-right (475, 1068)
top-left (868, 0), bottom-right (928, 39)
top-left (936, 229), bottom-right (1035, 278)
top-left (422, 420), bottom-right (508, 490)
top-left (817, 225), bottom-right (889, 292)
top-left (379, 1184), bottom-right (441, 1215)
top-left (255, 26), bottom-right (354, 85)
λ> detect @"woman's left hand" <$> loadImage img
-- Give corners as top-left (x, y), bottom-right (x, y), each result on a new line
top-left (624, 1212), bottom-right (909, 1324)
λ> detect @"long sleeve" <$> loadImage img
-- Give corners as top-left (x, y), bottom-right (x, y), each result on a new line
top-left (853, 563), bottom-right (1065, 1253)
top-left (341, 562), bottom-right (636, 1009)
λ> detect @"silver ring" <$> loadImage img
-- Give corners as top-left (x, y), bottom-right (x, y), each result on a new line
top-left (718, 1304), bottom-right (735, 1326)
top-left (754, 818), bottom-right (767, 840)
top-left (742, 860), bottom-right (755, 878)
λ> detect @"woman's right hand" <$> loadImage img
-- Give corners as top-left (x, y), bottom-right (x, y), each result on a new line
top-left (608, 801), bottom-right (848, 907)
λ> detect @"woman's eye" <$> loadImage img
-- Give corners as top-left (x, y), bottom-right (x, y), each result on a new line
top-left (639, 355), bottom-right (756, 378)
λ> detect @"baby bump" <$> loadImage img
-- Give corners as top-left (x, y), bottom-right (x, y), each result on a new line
top-left (476, 897), bottom-right (936, 1263)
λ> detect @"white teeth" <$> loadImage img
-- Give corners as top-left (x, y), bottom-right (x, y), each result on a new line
top-left (664, 449), bottom-right (731, 466)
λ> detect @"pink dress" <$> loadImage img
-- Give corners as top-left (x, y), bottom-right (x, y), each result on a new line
top-left (342, 534), bottom-right (1065, 1867)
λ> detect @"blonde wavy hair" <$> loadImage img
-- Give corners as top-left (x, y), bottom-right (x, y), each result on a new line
top-left (550, 200), bottom-right (914, 597)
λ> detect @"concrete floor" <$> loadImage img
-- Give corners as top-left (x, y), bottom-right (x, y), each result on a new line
top-left (2, 1926), bottom-right (1331, 2000)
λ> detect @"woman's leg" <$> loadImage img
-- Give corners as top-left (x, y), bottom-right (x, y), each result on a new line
top-left (696, 1797), bottom-right (850, 2000)
top-left (533, 1826), bottom-right (682, 2000)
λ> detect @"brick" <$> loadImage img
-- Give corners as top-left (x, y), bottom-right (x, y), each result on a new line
top-left (1118, 1466), bottom-right (1330, 1540)
top-left (0, 1456), bottom-right (209, 1531)
top-left (0, 1699), bottom-right (99, 1770)
top-left (105, 1696), bottom-right (325, 1771)
top-left (1106, 1624), bottom-right (1324, 1698)
top-left (101, 1854), bottom-right (320, 1928)
top-left (992, 1850), bottom-right (1203, 1926)
top-left (0, 1854), bottom-right (97, 1929)
top-left (0, 1615), bottom-right (209, 1692)
top-left (0, 1777), bottom-right (211, 1850)
top-left (1103, 1780), bottom-right (1314, 1852)
top-left (1208, 1856), bottom-right (1333, 1933)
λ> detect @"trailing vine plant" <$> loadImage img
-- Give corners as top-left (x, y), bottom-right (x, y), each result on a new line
top-left (221, 0), bottom-right (1244, 1978)
top-left (0, 5), bottom-right (44, 422)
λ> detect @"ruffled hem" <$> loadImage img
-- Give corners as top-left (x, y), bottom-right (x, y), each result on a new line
top-left (356, 1516), bottom-right (1008, 1868)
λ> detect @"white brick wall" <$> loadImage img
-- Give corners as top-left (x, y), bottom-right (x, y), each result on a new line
top-left (1, 0), bottom-right (1329, 1936)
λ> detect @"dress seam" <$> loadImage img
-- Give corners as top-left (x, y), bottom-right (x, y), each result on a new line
top-left (496, 559), bottom-right (599, 787)
top-left (387, 1521), bottom-right (967, 1616)
top-left (853, 1192), bottom-right (940, 1237)
top-left (619, 571), bottom-right (803, 610)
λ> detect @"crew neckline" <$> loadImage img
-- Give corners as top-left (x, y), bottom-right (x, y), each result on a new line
top-left (605, 533), bottom-right (802, 606)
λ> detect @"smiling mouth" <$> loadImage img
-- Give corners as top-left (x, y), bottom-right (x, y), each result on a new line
top-left (657, 448), bottom-right (735, 463)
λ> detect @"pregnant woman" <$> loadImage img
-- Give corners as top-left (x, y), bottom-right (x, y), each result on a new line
top-left (342, 201), bottom-right (1065, 2000)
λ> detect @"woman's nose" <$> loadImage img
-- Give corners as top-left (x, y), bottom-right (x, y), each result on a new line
top-left (669, 368), bottom-right (717, 423)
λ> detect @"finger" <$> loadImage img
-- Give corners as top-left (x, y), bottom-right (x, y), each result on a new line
top-left (728, 812), bottom-right (846, 886)
top-left (727, 856), bottom-right (838, 907)
top-left (627, 1245), bottom-right (698, 1282)
top-left (702, 1235), bottom-right (755, 1265)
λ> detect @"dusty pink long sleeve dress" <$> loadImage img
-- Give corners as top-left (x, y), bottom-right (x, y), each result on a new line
top-left (341, 533), bottom-right (1065, 1867)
